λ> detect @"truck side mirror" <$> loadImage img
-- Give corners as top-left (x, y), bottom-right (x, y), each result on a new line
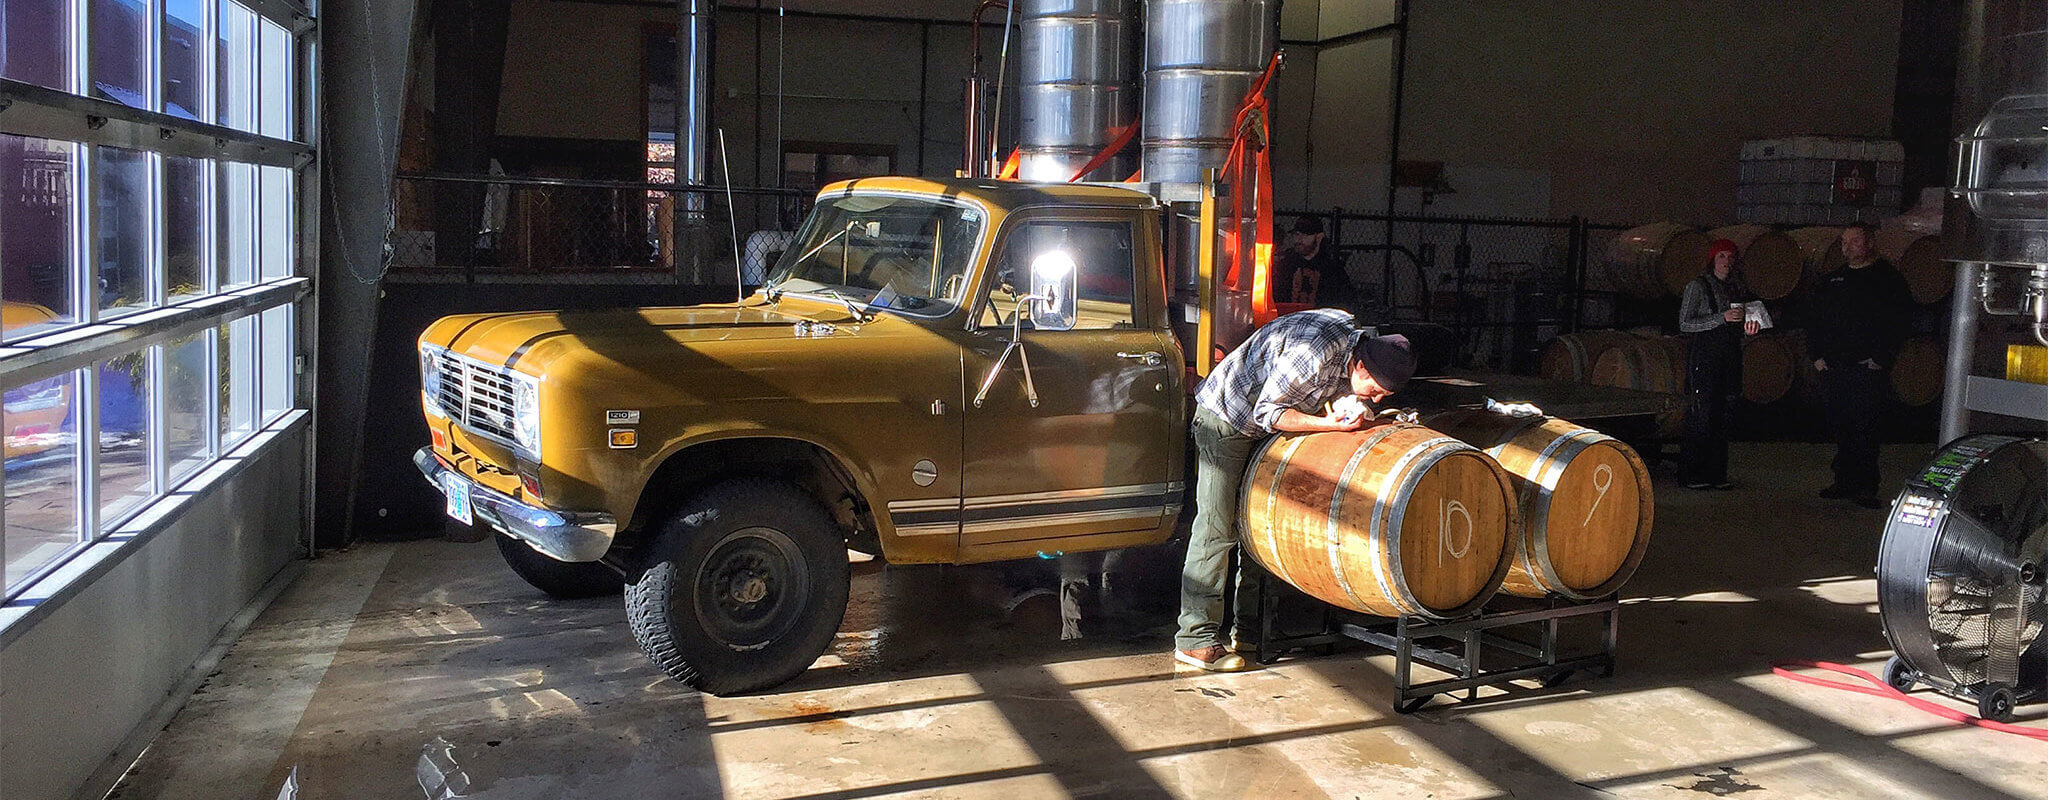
top-left (1029, 250), bottom-right (1077, 332)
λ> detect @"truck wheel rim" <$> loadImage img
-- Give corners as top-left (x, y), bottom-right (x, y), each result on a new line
top-left (694, 526), bottom-right (810, 650)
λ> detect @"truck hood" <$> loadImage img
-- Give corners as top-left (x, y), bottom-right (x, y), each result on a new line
top-left (427, 299), bottom-right (939, 371)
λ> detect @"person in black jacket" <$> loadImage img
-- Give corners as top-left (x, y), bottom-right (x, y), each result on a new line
top-left (1272, 216), bottom-right (1355, 310)
top-left (1677, 239), bottom-right (1759, 490)
top-left (1806, 224), bottom-right (1914, 508)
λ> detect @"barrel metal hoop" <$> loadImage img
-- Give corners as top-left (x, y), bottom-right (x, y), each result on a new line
top-left (1524, 429), bottom-right (1607, 593)
top-left (1380, 436), bottom-right (1466, 618)
top-left (1478, 414), bottom-right (1550, 461)
top-left (1332, 425), bottom-right (1407, 614)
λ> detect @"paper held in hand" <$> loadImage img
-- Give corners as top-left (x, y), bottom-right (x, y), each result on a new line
top-left (1744, 301), bottom-right (1773, 330)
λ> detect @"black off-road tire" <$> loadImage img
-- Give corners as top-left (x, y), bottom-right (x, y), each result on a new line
top-left (495, 533), bottom-right (627, 599)
top-left (625, 478), bottom-right (850, 695)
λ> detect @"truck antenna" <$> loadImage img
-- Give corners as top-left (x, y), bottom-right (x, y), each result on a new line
top-left (718, 128), bottom-right (745, 304)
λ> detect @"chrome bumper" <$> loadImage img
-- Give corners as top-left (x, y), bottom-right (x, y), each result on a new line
top-left (413, 447), bottom-right (616, 562)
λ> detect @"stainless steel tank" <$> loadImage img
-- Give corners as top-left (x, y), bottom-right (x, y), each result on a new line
top-left (1017, 0), bottom-right (1140, 183)
top-left (1141, 0), bottom-right (1275, 184)
top-left (1941, 0), bottom-right (2048, 441)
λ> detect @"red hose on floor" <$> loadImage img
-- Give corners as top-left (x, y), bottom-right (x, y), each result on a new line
top-left (1770, 659), bottom-right (2048, 740)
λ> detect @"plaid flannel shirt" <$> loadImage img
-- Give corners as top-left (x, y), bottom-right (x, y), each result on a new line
top-left (1194, 308), bottom-right (1362, 436)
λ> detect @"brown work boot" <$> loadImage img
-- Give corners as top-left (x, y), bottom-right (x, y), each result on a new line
top-left (1173, 645), bottom-right (1250, 672)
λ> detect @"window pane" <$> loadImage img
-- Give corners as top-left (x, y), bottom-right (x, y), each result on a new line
top-left (2, 0), bottom-right (70, 90)
top-left (258, 165), bottom-right (291, 279)
top-left (220, 315), bottom-right (256, 448)
top-left (90, 0), bottom-right (150, 109)
top-left (97, 351), bottom-right (154, 529)
top-left (164, 0), bottom-right (205, 120)
top-left (165, 329), bottom-right (211, 483)
top-left (1, 135), bottom-right (77, 340)
top-left (259, 304), bottom-right (290, 419)
top-left (4, 370), bottom-right (80, 589)
top-left (216, 0), bottom-right (255, 132)
top-left (258, 20), bottom-right (290, 140)
top-left (220, 161), bottom-right (256, 286)
top-left (982, 220), bottom-right (1135, 330)
top-left (167, 155), bottom-right (209, 297)
top-left (94, 147), bottom-right (153, 318)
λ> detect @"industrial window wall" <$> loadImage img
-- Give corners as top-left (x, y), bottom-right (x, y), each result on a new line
top-left (0, 0), bottom-right (312, 599)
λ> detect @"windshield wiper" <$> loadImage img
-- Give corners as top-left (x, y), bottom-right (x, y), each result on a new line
top-left (816, 288), bottom-right (875, 324)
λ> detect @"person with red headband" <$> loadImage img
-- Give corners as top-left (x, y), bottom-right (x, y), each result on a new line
top-left (1677, 239), bottom-right (1760, 490)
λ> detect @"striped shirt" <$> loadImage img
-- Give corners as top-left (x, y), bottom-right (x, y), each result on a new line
top-left (1195, 308), bottom-right (1363, 436)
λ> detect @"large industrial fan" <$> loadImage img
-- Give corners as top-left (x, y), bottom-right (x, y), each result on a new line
top-left (1879, 435), bottom-right (2048, 722)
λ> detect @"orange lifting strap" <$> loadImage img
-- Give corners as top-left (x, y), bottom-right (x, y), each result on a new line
top-left (1221, 53), bottom-right (1281, 326)
top-left (1065, 120), bottom-right (1141, 183)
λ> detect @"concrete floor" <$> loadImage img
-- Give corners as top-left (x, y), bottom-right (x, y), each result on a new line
top-left (109, 442), bottom-right (2048, 800)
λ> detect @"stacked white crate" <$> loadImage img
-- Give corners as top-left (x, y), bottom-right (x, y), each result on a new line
top-left (1737, 136), bottom-right (1904, 225)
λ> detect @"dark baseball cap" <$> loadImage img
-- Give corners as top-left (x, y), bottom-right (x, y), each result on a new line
top-left (1352, 333), bottom-right (1416, 392)
top-left (1291, 216), bottom-right (1325, 235)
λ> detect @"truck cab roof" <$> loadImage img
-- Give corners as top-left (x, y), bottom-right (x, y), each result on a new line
top-left (817, 176), bottom-right (1161, 213)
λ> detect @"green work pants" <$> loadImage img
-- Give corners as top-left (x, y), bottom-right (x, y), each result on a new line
top-left (1175, 408), bottom-right (1266, 651)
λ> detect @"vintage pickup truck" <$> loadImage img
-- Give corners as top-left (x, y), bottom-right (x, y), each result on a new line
top-left (416, 176), bottom-right (1199, 693)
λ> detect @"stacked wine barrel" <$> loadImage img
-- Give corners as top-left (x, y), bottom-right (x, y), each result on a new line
top-left (1240, 415), bottom-right (1655, 619)
top-left (1708, 224), bottom-right (1804, 301)
top-left (1603, 222), bottom-right (1946, 305)
top-left (1606, 223), bottom-right (1712, 299)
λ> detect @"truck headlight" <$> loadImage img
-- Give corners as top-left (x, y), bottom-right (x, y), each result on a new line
top-left (420, 345), bottom-right (448, 418)
top-left (511, 372), bottom-right (542, 457)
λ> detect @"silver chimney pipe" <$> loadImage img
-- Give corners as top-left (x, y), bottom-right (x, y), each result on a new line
top-left (1141, 0), bottom-right (1274, 184)
top-left (1017, 0), bottom-right (1140, 182)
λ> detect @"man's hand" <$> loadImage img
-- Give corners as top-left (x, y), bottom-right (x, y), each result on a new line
top-left (1813, 358), bottom-right (1828, 371)
top-left (1861, 358), bottom-right (1881, 370)
top-left (1722, 308), bottom-right (1744, 323)
top-left (1744, 320), bottom-right (1761, 336)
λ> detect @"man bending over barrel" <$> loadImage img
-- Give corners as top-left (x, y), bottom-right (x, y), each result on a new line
top-left (1175, 308), bottom-right (1417, 671)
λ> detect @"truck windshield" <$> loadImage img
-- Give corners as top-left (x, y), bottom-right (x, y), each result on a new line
top-left (763, 194), bottom-right (983, 317)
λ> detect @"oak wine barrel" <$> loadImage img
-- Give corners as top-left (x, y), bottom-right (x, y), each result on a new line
top-left (1427, 410), bottom-right (1655, 600)
top-left (1871, 229), bottom-right (1949, 304)
top-left (1241, 424), bottom-right (1518, 620)
top-left (1708, 223), bottom-right (1804, 301)
top-left (1538, 330), bottom-right (1639, 383)
top-left (1590, 335), bottom-right (1687, 437)
top-left (1891, 335), bottom-right (1944, 407)
top-left (1606, 223), bottom-right (1712, 299)
top-left (1741, 330), bottom-right (1806, 405)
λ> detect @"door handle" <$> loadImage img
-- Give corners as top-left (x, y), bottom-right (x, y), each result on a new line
top-left (1117, 351), bottom-right (1164, 367)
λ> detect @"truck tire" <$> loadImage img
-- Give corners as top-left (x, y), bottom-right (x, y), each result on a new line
top-left (494, 533), bottom-right (627, 599)
top-left (626, 478), bottom-right (850, 695)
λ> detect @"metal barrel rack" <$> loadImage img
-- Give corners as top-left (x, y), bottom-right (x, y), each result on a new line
top-left (1247, 574), bottom-right (1620, 714)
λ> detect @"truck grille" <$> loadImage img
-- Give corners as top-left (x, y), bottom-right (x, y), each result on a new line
top-left (426, 348), bottom-right (523, 445)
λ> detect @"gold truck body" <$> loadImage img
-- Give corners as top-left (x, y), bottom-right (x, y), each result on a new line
top-left (416, 177), bottom-right (1194, 692)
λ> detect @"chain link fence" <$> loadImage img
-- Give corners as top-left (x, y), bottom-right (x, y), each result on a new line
top-left (1281, 210), bottom-right (1638, 372)
top-left (387, 174), bottom-right (814, 285)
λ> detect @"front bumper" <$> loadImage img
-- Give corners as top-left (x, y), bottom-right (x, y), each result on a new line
top-left (413, 447), bottom-right (616, 562)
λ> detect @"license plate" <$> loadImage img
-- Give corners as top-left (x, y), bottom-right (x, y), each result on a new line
top-left (441, 473), bottom-right (475, 526)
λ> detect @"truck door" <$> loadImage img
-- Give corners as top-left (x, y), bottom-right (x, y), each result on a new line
top-left (955, 211), bottom-right (1183, 555)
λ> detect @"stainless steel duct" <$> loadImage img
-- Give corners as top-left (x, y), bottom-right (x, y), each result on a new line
top-left (1141, 0), bottom-right (1274, 184)
top-left (1017, 0), bottom-right (1139, 182)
